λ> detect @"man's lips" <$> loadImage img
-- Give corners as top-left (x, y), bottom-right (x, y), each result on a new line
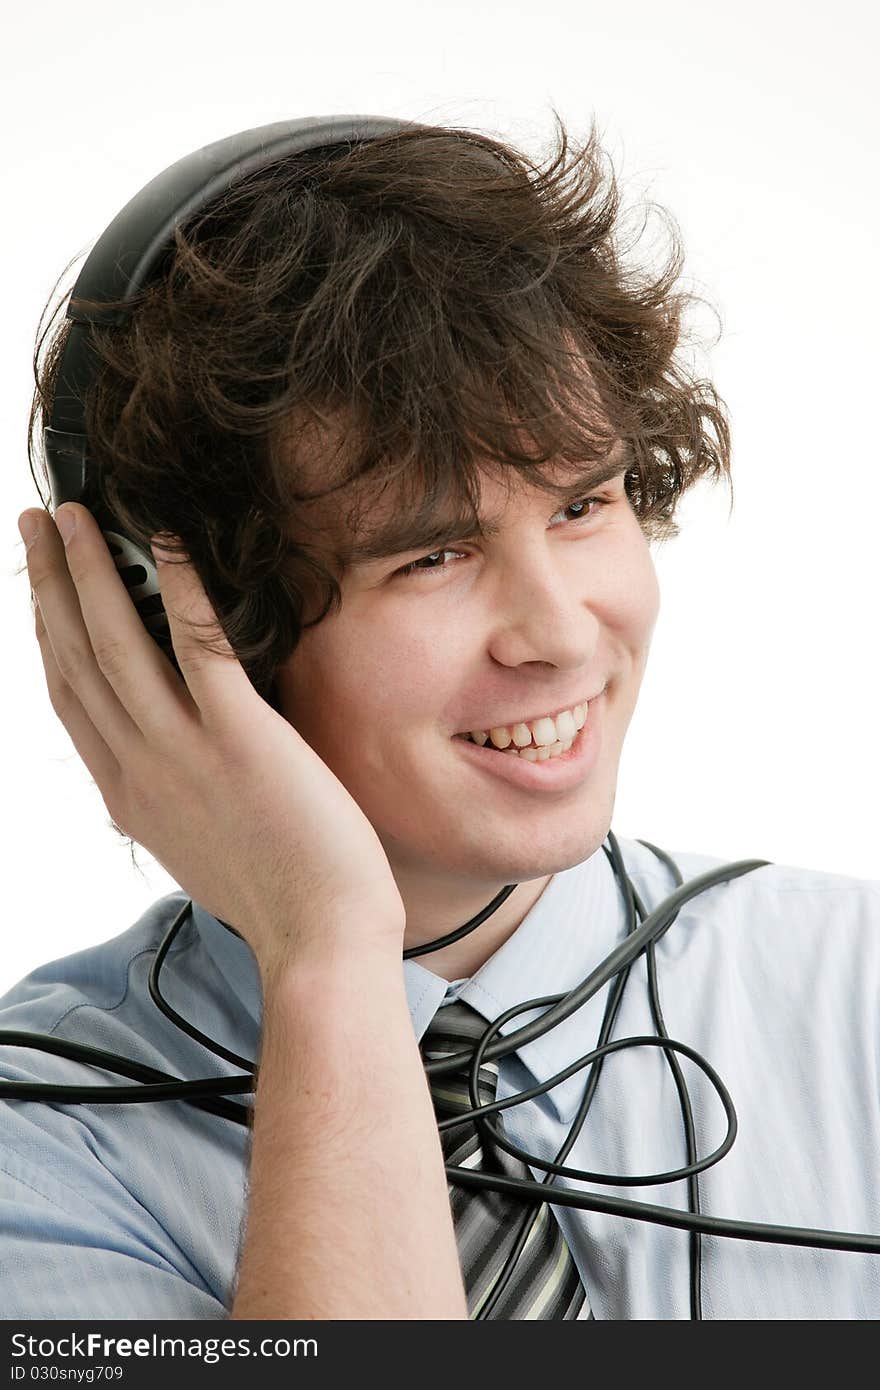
top-left (451, 690), bottom-right (605, 788)
top-left (452, 684), bottom-right (608, 738)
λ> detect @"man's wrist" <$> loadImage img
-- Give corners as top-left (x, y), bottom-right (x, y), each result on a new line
top-left (255, 919), bottom-right (405, 1001)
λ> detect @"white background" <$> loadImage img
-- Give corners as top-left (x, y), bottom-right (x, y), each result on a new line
top-left (2, 0), bottom-right (877, 993)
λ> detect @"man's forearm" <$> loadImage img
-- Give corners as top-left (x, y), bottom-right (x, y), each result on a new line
top-left (229, 941), bottom-right (468, 1319)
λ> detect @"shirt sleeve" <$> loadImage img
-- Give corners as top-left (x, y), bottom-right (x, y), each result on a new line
top-left (0, 1122), bottom-right (229, 1320)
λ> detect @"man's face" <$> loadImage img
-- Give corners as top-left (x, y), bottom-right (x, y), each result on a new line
top-left (275, 450), bottom-right (660, 898)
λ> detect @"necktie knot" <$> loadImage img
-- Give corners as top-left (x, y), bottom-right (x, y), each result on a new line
top-left (421, 1000), bottom-right (500, 1148)
top-left (421, 997), bottom-right (495, 1050)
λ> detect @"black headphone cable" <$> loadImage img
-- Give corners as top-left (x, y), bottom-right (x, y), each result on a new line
top-left (5, 828), bottom-right (880, 1328)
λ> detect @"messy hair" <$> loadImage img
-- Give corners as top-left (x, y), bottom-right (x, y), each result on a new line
top-left (28, 111), bottom-right (732, 724)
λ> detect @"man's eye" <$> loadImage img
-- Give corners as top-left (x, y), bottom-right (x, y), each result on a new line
top-left (395, 548), bottom-right (464, 579)
top-left (394, 494), bottom-right (613, 580)
top-left (559, 495), bottom-right (611, 524)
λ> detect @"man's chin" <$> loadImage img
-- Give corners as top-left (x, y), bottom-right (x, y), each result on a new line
top-left (456, 815), bottom-right (612, 886)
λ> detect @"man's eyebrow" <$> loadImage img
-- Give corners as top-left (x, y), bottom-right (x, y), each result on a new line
top-left (344, 452), bottom-right (632, 567)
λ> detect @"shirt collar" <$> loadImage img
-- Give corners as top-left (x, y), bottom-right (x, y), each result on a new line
top-left (190, 838), bottom-right (626, 1125)
top-left (404, 840), bottom-right (626, 1124)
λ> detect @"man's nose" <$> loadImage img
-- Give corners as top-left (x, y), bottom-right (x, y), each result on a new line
top-left (487, 552), bottom-right (602, 669)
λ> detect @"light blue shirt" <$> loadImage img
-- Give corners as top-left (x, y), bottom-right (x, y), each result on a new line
top-left (1, 832), bottom-right (879, 1320)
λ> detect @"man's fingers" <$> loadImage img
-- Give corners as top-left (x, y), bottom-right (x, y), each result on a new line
top-left (36, 503), bottom-right (204, 750)
top-left (148, 536), bottom-right (258, 726)
top-left (24, 510), bottom-right (148, 766)
top-left (31, 587), bottom-right (125, 810)
top-left (23, 499), bottom-right (257, 760)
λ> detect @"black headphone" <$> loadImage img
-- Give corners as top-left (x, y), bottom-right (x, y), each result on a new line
top-left (14, 117), bottom-right (880, 1322)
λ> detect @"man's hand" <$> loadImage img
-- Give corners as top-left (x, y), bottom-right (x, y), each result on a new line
top-left (18, 503), bottom-right (407, 979)
top-left (18, 500), bottom-right (469, 1319)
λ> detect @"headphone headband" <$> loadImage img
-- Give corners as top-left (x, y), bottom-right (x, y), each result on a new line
top-left (46, 114), bottom-right (424, 483)
top-left (68, 115), bottom-right (425, 327)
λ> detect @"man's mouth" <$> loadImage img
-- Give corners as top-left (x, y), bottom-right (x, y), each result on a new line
top-left (453, 688), bottom-right (605, 762)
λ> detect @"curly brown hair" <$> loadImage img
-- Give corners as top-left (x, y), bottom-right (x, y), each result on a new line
top-left (27, 111), bottom-right (732, 721)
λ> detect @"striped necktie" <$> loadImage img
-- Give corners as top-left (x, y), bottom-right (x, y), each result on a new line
top-left (420, 998), bottom-right (589, 1319)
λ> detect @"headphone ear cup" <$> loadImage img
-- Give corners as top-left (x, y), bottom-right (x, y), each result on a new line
top-left (104, 528), bottom-right (181, 678)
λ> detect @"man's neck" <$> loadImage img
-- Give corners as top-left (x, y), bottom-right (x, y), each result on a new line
top-left (399, 872), bottom-right (554, 980)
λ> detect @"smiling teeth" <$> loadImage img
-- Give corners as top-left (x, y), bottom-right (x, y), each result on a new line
top-left (505, 736), bottom-right (576, 761)
top-left (467, 702), bottom-right (588, 750)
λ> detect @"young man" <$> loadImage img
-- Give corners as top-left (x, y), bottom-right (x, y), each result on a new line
top-left (5, 117), bottom-right (880, 1320)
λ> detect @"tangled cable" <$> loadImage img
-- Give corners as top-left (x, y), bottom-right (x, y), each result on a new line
top-left (3, 829), bottom-right (879, 1324)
